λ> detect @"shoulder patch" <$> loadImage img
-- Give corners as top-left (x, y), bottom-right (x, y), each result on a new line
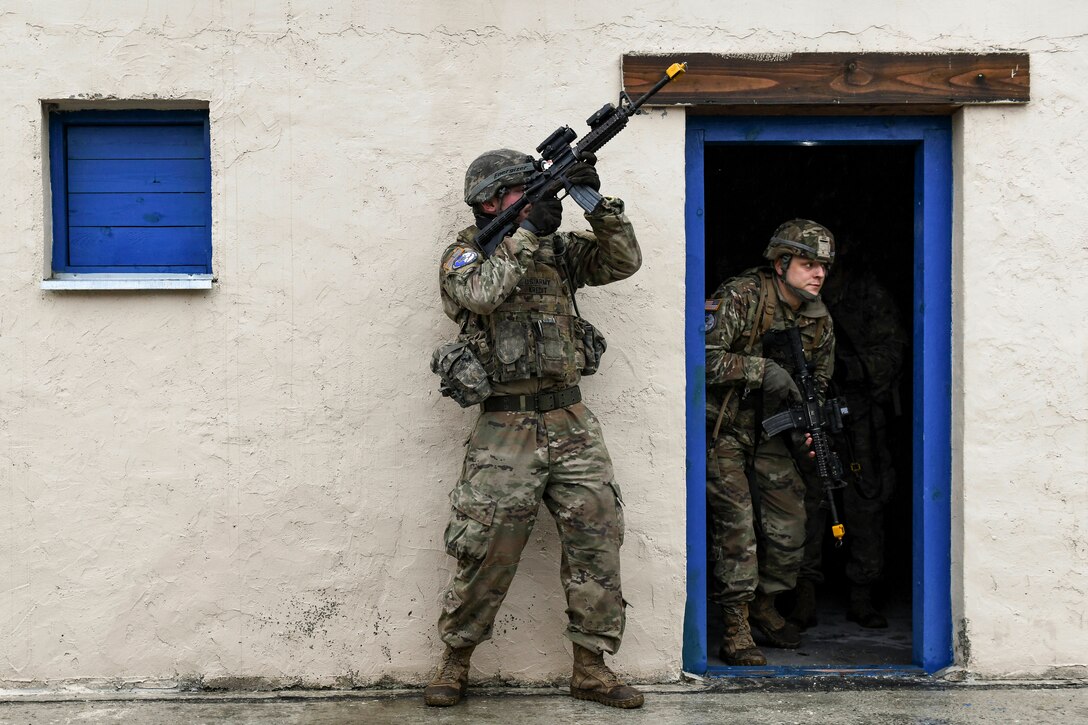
top-left (452, 249), bottom-right (479, 269)
top-left (705, 312), bottom-right (717, 333)
top-left (705, 299), bottom-right (721, 312)
top-left (443, 247), bottom-right (479, 273)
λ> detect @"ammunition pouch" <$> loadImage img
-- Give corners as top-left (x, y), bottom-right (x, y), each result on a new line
top-left (576, 318), bottom-right (608, 376)
top-left (431, 340), bottom-right (493, 408)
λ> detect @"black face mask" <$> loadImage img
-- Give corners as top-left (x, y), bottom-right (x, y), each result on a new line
top-left (473, 210), bottom-right (495, 230)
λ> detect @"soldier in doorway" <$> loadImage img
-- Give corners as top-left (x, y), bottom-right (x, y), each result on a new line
top-left (705, 220), bottom-right (836, 665)
top-left (426, 149), bottom-right (644, 708)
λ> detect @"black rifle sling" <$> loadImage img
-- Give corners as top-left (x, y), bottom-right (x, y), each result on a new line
top-left (749, 280), bottom-right (827, 554)
top-left (557, 239), bottom-right (582, 320)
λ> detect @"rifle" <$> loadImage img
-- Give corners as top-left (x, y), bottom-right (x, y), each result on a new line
top-left (475, 62), bottom-right (687, 256)
top-left (762, 325), bottom-right (850, 546)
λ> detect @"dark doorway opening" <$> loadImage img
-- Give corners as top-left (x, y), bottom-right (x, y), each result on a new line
top-left (704, 143), bottom-right (915, 668)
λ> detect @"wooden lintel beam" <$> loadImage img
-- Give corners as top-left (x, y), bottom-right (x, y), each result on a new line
top-left (623, 53), bottom-right (1029, 106)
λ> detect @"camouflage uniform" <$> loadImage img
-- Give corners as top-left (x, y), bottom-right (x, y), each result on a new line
top-left (437, 197), bottom-right (640, 655)
top-left (798, 270), bottom-right (906, 588)
top-left (705, 268), bottom-right (834, 605)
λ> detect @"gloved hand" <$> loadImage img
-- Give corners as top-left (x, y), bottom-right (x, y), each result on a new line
top-left (785, 429), bottom-right (819, 474)
top-left (565, 152), bottom-right (600, 192)
top-left (762, 360), bottom-right (801, 411)
top-left (522, 195), bottom-right (563, 236)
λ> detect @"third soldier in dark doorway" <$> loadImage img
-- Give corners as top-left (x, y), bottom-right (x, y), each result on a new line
top-left (788, 234), bottom-right (907, 630)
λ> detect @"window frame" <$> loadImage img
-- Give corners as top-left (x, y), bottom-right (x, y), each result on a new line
top-left (45, 108), bottom-right (213, 289)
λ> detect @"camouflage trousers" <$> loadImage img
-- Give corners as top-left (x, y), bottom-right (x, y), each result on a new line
top-left (707, 433), bottom-right (807, 605)
top-left (438, 402), bottom-right (626, 654)
top-left (800, 402), bottom-right (894, 586)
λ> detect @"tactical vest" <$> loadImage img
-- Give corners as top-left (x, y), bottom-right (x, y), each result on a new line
top-left (746, 269), bottom-right (826, 357)
top-left (465, 236), bottom-right (586, 389)
top-left (708, 268), bottom-right (827, 443)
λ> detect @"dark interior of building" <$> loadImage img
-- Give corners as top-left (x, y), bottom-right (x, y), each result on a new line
top-left (704, 143), bottom-right (916, 668)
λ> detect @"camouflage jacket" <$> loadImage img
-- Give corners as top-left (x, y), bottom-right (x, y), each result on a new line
top-left (821, 270), bottom-right (906, 403)
top-left (439, 197), bottom-right (640, 396)
top-left (705, 267), bottom-right (835, 446)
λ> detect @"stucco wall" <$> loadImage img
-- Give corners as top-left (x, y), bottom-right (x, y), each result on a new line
top-left (1, 1), bottom-right (1085, 688)
top-left (957, 37), bottom-right (1088, 677)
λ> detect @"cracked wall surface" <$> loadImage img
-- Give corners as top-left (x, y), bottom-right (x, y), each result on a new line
top-left (1, 1), bottom-right (1086, 688)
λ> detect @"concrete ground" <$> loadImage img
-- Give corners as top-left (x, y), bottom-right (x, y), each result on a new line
top-left (708, 589), bottom-right (914, 668)
top-left (3, 680), bottom-right (1087, 724)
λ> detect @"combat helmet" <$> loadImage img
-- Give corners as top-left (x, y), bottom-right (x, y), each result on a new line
top-left (764, 219), bottom-right (836, 266)
top-left (463, 149), bottom-right (537, 206)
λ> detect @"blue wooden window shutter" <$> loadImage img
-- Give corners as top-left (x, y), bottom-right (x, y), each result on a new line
top-left (49, 110), bottom-right (212, 274)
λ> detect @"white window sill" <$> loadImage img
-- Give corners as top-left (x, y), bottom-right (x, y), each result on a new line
top-left (41, 275), bottom-right (214, 290)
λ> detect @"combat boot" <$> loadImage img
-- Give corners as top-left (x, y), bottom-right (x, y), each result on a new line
top-left (787, 579), bottom-right (819, 631)
top-left (749, 591), bottom-right (801, 648)
top-left (718, 604), bottom-right (767, 666)
top-left (423, 645), bottom-right (475, 707)
top-left (570, 644), bottom-right (644, 709)
top-left (847, 584), bottom-right (888, 629)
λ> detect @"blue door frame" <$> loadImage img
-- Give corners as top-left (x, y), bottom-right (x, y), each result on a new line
top-left (684, 116), bottom-right (953, 675)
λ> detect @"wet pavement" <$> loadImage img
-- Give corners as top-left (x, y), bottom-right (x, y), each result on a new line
top-left (3, 681), bottom-right (1087, 724)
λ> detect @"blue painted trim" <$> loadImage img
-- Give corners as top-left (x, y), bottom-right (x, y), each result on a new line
top-left (914, 127), bottom-right (955, 672)
top-left (684, 116), bottom-right (953, 676)
top-left (49, 113), bottom-right (70, 272)
top-left (683, 126), bottom-right (708, 675)
top-left (707, 664), bottom-right (926, 678)
top-left (48, 109), bottom-right (212, 275)
top-left (203, 111), bottom-right (214, 268)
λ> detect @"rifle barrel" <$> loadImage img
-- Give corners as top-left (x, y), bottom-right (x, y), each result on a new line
top-left (473, 62), bottom-right (686, 254)
top-left (630, 62), bottom-right (688, 112)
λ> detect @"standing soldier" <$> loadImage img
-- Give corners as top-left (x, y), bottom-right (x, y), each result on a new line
top-left (789, 237), bottom-right (907, 630)
top-left (705, 220), bottom-right (836, 665)
top-left (426, 149), bottom-right (644, 708)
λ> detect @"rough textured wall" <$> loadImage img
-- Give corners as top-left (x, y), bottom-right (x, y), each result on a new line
top-left (0, 1), bottom-right (689, 689)
top-left (0, 0), bottom-right (1085, 688)
top-left (958, 37), bottom-right (1088, 677)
